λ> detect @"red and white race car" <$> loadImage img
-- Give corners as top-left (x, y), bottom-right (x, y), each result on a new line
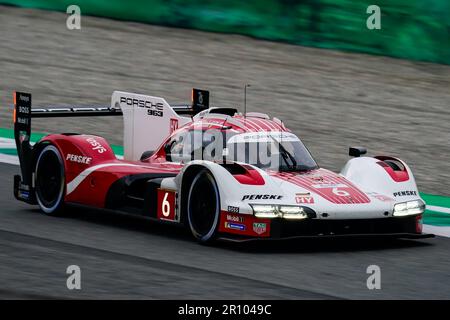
top-left (13, 89), bottom-right (432, 243)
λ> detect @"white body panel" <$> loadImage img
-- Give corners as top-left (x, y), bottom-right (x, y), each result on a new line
top-left (172, 156), bottom-right (423, 221)
top-left (272, 176), bottom-right (394, 219)
top-left (111, 91), bottom-right (191, 161)
top-left (340, 157), bottom-right (422, 203)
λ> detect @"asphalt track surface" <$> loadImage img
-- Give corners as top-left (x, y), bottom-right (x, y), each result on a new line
top-left (1, 6), bottom-right (450, 299)
top-left (1, 163), bottom-right (450, 299)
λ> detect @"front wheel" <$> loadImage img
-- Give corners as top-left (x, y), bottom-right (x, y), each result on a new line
top-left (34, 144), bottom-right (66, 215)
top-left (186, 170), bottom-right (220, 243)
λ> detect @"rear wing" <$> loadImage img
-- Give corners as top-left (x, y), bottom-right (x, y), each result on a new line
top-left (12, 89), bottom-right (209, 199)
top-left (14, 88), bottom-right (209, 118)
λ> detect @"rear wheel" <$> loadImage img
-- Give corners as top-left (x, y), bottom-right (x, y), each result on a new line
top-left (187, 170), bottom-right (220, 243)
top-left (34, 144), bottom-right (65, 215)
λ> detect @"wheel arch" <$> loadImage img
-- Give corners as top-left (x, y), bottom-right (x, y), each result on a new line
top-left (34, 143), bottom-right (66, 214)
top-left (178, 160), bottom-right (278, 220)
top-left (179, 161), bottom-right (241, 223)
top-left (32, 139), bottom-right (52, 166)
top-left (179, 164), bottom-right (207, 225)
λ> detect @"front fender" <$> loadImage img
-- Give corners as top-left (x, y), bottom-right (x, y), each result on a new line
top-left (340, 156), bottom-right (422, 203)
top-left (178, 161), bottom-right (285, 215)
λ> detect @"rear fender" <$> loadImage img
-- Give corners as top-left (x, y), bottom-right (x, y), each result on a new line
top-left (37, 134), bottom-right (116, 182)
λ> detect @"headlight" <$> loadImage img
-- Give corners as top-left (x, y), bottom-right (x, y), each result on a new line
top-left (250, 204), bottom-right (280, 218)
top-left (251, 204), bottom-right (308, 219)
top-left (393, 200), bottom-right (425, 217)
top-left (279, 205), bottom-right (308, 219)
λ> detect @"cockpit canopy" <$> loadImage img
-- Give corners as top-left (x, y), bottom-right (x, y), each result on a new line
top-left (165, 129), bottom-right (318, 172)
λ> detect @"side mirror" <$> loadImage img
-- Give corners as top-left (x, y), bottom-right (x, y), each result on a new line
top-left (164, 142), bottom-right (173, 161)
top-left (140, 150), bottom-right (154, 161)
top-left (349, 147), bottom-right (367, 157)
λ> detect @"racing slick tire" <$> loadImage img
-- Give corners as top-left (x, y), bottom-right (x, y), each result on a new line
top-left (187, 169), bottom-right (220, 244)
top-left (34, 144), bottom-right (66, 215)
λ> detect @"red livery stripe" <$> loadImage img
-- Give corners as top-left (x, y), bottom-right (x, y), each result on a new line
top-left (271, 168), bottom-right (370, 204)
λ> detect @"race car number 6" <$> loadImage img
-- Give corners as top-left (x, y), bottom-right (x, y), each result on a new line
top-left (162, 192), bottom-right (170, 217)
top-left (332, 187), bottom-right (350, 197)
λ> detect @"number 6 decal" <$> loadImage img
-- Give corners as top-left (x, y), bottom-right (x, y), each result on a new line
top-left (157, 189), bottom-right (176, 221)
top-left (332, 187), bottom-right (350, 197)
top-left (162, 192), bottom-right (170, 217)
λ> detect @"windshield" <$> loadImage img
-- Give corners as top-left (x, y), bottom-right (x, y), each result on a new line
top-left (224, 132), bottom-right (318, 172)
top-left (166, 130), bottom-right (318, 172)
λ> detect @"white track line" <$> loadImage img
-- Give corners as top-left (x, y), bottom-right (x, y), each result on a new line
top-left (427, 205), bottom-right (450, 214)
top-left (0, 153), bottom-right (20, 165)
top-left (423, 225), bottom-right (450, 238)
top-left (0, 138), bottom-right (16, 148)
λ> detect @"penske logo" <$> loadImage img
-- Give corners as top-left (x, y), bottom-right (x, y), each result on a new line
top-left (66, 154), bottom-right (92, 165)
top-left (241, 194), bottom-right (283, 201)
top-left (393, 190), bottom-right (417, 197)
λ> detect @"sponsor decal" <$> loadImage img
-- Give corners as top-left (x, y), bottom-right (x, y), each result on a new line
top-left (120, 96), bottom-right (164, 117)
top-left (14, 93), bottom-right (31, 126)
top-left (226, 214), bottom-right (244, 223)
top-left (18, 190), bottom-right (30, 199)
top-left (312, 183), bottom-right (347, 189)
top-left (225, 222), bottom-right (246, 231)
top-left (295, 192), bottom-right (314, 204)
top-left (242, 194), bottom-right (283, 201)
top-left (393, 190), bottom-right (417, 197)
top-left (66, 153), bottom-right (92, 165)
top-left (18, 94), bottom-right (30, 102)
top-left (170, 118), bottom-right (179, 133)
top-left (228, 131), bottom-right (298, 144)
top-left (197, 91), bottom-right (204, 105)
top-left (367, 192), bottom-right (393, 202)
top-left (18, 106), bottom-right (30, 114)
top-left (253, 222), bottom-right (267, 235)
top-left (16, 117), bottom-right (29, 125)
top-left (19, 131), bottom-right (29, 143)
top-left (227, 206), bottom-right (240, 214)
top-left (86, 137), bottom-right (107, 153)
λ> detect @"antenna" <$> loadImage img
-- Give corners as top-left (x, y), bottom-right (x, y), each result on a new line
top-left (280, 119), bottom-right (284, 146)
top-left (244, 84), bottom-right (251, 119)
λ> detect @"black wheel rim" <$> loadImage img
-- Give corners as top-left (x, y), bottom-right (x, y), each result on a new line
top-left (189, 173), bottom-right (218, 237)
top-left (36, 150), bottom-right (62, 208)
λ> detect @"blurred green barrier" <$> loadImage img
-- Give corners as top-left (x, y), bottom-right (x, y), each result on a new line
top-left (2, 0), bottom-right (449, 64)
